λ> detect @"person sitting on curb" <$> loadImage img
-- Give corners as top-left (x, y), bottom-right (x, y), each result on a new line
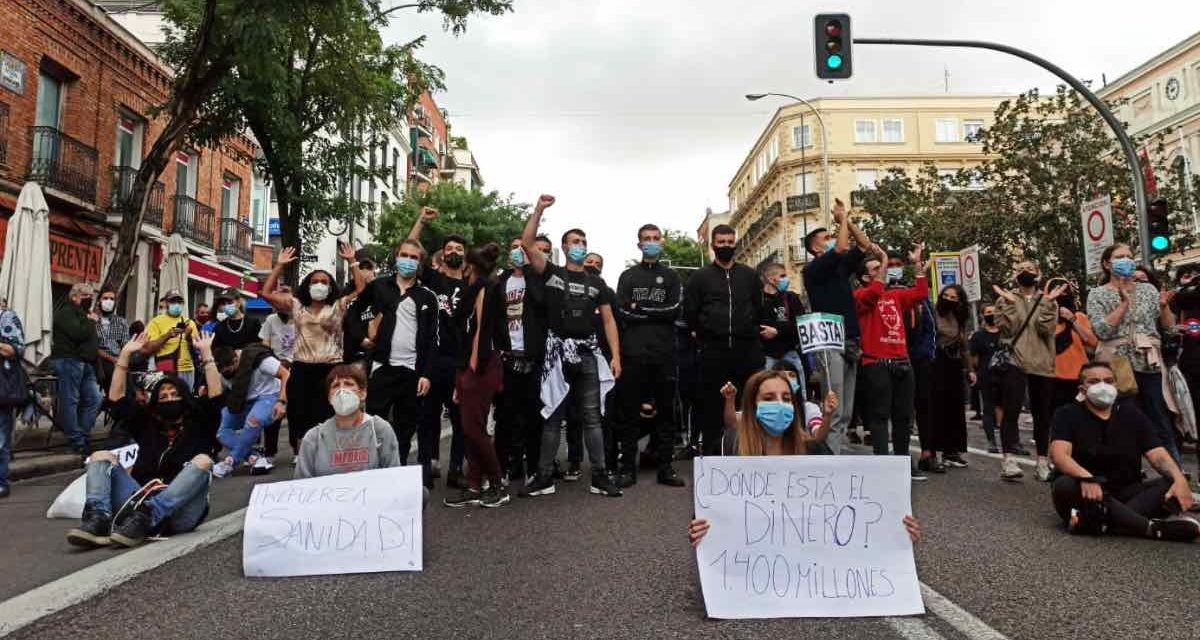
top-left (66, 331), bottom-right (223, 549)
top-left (1049, 360), bottom-right (1199, 541)
top-left (212, 344), bottom-right (289, 478)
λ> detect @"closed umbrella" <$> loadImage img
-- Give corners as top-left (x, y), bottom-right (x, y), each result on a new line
top-left (0, 182), bottom-right (53, 366)
top-left (159, 233), bottom-right (189, 312)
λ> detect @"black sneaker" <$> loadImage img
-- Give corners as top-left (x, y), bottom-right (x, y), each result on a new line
top-left (590, 472), bottom-right (623, 497)
top-left (910, 466), bottom-right (928, 482)
top-left (445, 469), bottom-right (468, 491)
top-left (848, 432), bottom-right (863, 445)
top-left (618, 470), bottom-right (637, 488)
top-left (519, 474), bottom-right (557, 497)
top-left (987, 442), bottom-right (1001, 454)
top-left (443, 488), bottom-right (481, 508)
top-left (67, 505), bottom-right (113, 548)
top-left (1149, 517), bottom-right (1200, 542)
top-left (943, 453), bottom-right (968, 468)
top-left (563, 462), bottom-right (582, 481)
top-left (657, 467), bottom-right (686, 487)
top-left (551, 460), bottom-right (565, 480)
top-left (480, 486), bottom-right (511, 508)
top-left (110, 506), bottom-right (153, 548)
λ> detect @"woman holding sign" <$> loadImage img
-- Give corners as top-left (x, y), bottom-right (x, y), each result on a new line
top-left (689, 370), bottom-right (921, 546)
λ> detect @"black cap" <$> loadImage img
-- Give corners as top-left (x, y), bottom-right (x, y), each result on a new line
top-left (214, 287), bottom-right (242, 304)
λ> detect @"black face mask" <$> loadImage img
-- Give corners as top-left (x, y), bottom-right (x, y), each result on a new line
top-left (937, 299), bottom-right (959, 316)
top-left (79, 297), bottom-right (93, 310)
top-left (584, 266), bottom-right (601, 277)
top-left (714, 246), bottom-right (736, 263)
top-left (1057, 296), bottom-right (1076, 312)
top-left (156, 399), bottom-right (186, 421)
top-left (444, 253), bottom-right (464, 268)
top-left (983, 314), bottom-right (996, 325)
top-left (1016, 272), bottom-right (1038, 288)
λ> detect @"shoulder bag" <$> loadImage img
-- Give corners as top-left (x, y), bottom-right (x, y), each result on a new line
top-left (988, 294), bottom-right (1042, 377)
top-left (1094, 290), bottom-right (1139, 397)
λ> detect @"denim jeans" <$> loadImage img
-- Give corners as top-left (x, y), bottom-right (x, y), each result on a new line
top-left (813, 340), bottom-right (860, 454)
top-left (218, 393), bottom-right (278, 462)
top-left (540, 354), bottom-right (606, 475)
top-left (84, 459), bottom-right (211, 533)
top-left (0, 408), bottom-right (13, 489)
top-left (50, 358), bottom-right (103, 448)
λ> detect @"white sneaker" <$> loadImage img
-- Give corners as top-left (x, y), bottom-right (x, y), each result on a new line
top-left (250, 456), bottom-right (274, 476)
top-left (1000, 456), bottom-right (1023, 482)
top-left (212, 457), bottom-right (235, 478)
top-left (1035, 458), bottom-right (1052, 482)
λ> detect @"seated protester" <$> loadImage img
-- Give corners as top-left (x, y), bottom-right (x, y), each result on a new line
top-left (1049, 360), bottom-right (1198, 541)
top-left (66, 331), bottom-right (223, 549)
top-left (690, 370), bottom-right (920, 546)
top-left (720, 365), bottom-right (837, 449)
top-left (295, 364), bottom-right (399, 477)
top-left (211, 344), bottom-right (289, 478)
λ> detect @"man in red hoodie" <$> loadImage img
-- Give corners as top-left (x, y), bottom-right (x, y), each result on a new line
top-left (854, 242), bottom-right (929, 480)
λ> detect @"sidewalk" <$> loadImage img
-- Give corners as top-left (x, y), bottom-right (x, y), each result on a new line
top-left (7, 418), bottom-right (112, 483)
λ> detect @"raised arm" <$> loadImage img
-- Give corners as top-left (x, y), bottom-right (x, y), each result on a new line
top-left (194, 331), bottom-right (222, 399)
top-left (521, 194), bottom-right (555, 275)
top-left (262, 247), bottom-right (299, 312)
top-left (337, 241), bottom-right (367, 305)
top-left (111, 332), bottom-right (147, 403)
top-left (407, 206), bottom-right (437, 241)
top-left (832, 198), bottom-right (851, 254)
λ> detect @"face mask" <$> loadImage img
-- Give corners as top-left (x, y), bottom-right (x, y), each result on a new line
top-left (1085, 382), bottom-right (1118, 409)
top-left (444, 253), bottom-right (464, 268)
top-left (309, 283), bottom-right (330, 302)
top-left (215, 311), bottom-right (228, 322)
top-left (222, 304), bottom-right (238, 318)
top-left (641, 241), bottom-right (663, 259)
top-left (938, 299), bottom-right (959, 314)
top-left (1111, 257), bottom-right (1137, 279)
top-left (1016, 271), bottom-right (1038, 288)
top-left (983, 314), bottom-right (996, 325)
top-left (585, 266), bottom-right (601, 277)
top-left (167, 303), bottom-right (183, 317)
top-left (886, 267), bottom-right (904, 282)
top-left (825, 238), bottom-right (838, 253)
top-left (396, 257), bottom-right (420, 278)
top-left (80, 297), bottom-right (93, 310)
top-left (755, 401), bottom-right (795, 437)
top-left (775, 277), bottom-right (790, 293)
top-left (156, 399), bottom-right (185, 421)
top-left (330, 388), bottom-right (361, 417)
top-left (713, 246), bottom-right (736, 263)
top-left (788, 379), bottom-right (801, 394)
top-left (543, 251), bottom-right (553, 261)
top-left (100, 299), bottom-right (115, 313)
top-left (510, 248), bottom-right (527, 267)
top-left (567, 245), bottom-right (588, 264)
top-left (1057, 295), bottom-right (1076, 312)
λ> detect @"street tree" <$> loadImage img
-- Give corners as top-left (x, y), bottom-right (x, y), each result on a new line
top-left (376, 181), bottom-right (529, 256)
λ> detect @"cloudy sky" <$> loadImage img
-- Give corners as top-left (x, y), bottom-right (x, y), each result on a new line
top-left (385, 0), bottom-right (1200, 277)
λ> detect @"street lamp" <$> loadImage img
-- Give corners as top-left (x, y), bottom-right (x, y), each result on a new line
top-left (745, 93), bottom-right (832, 231)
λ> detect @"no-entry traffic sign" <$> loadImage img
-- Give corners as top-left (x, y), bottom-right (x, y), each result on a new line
top-left (1080, 196), bottom-right (1114, 276)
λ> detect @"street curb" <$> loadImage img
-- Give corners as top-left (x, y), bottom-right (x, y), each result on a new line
top-left (7, 454), bottom-right (83, 483)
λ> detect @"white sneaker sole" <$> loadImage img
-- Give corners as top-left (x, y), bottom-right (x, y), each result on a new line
top-left (589, 486), bottom-right (623, 497)
top-left (481, 495), bottom-right (511, 508)
top-left (525, 485), bottom-right (556, 497)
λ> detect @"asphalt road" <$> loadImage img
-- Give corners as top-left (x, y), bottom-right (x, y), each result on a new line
top-left (3, 417), bottom-right (1198, 640)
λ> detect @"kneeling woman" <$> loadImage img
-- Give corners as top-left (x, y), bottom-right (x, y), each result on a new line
top-left (690, 370), bottom-right (922, 546)
top-left (67, 331), bottom-right (224, 549)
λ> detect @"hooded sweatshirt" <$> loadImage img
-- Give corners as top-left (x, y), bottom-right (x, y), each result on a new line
top-left (295, 414), bottom-right (402, 479)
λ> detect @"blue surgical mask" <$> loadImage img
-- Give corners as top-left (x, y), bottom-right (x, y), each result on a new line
top-left (510, 248), bottom-right (527, 267)
top-left (755, 401), bottom-right (795, 437)
top-left (788, 379), bottom-right (801, 394)
top-left (775, 276), bottom-right (790, 293)
top-left (887, 267), bottom-right (904, 282)
top-left (167, 303), bottom-right (182, 317)
top-left (396, 257), bottom-right (420, 278)
top-left (825, 238), bottom-right (838, 253)
top-left (567, 245), bottom-right (588, 264)
top-left (222, 304), bottom-right (238, 317)
top-left (641, 241), bottom-right (662, 259)
top-left (1111, 257), bottom-right (1137, 278)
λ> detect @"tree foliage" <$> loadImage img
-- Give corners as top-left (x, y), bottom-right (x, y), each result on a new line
top-left (376, 181), bottom-right (529, 253)
top-left (661, 229), bottom-right (703, 270)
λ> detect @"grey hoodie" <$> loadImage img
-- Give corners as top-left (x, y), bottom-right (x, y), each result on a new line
top-left (294, 414), bottom-right (402, 479)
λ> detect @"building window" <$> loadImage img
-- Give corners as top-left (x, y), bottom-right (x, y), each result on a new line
top-left (769, 136), bottom-right (780, 163)
top-left (792, 124), bottom-right (812, 149)
top-left (115, 113), bottom-right (144, 168)
top-left (935, 118), bottom-right (960, 143)
top-left (963, 119), bottom-right (984, 142)
top-left (251, 175), bottom-right (269, 243)
top-left (854, 120), bottom-right (877, 143)
top-left (174, 151), bottom-right (197, 197)
top-left (34, 72), bottom-right (63, 129)
top-left (881, 119), bottom-right (904, 143)
top-left (794, 172), bottom-right (814, 194)
top-left (856, 169), bottom-right (878, 191)
top-left (221, 175), bottom-right (241, 219)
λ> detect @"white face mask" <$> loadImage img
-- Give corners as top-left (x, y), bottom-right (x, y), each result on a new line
top-left (100, 299), bottom-right (116, 313)
top-left (215, 311), bottom-right (228, 322)
top-left (309, 282), bottom-right (330, 302)
top-left (331, 388), bottom-right (361, 417)
top-left (1085, 382), bottom-right (1118, 409)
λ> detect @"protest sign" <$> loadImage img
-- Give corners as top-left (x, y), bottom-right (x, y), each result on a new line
top-left (795, 313), bottom-right (845, 355)
top-left (693, 455), bottom-right (923, 619)
top-left (242, 466), bottom-right (424, 578)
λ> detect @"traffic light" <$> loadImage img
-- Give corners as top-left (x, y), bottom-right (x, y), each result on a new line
top-left (1149, 198), bottom-right (1171, 255)
top-left (814, 14), bottom-right (852, 80)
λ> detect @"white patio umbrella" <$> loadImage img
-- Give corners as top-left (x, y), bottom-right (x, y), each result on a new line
top-left (158, 233), bottom-right (189, 311)
top-left (0, 182), bottom-right (53, 366)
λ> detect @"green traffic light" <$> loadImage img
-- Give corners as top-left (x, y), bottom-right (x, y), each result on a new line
top-left (1152, 235), bottom-right (1170, 251)
top-left (827, 54), bottom-right (843, 69)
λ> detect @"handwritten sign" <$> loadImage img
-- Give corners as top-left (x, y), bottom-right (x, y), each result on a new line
top-left (242, 466), bottom-right (424, 578)
top-left (795, 313), bottom-right (844, 354)
top-left (693, 456), bottom-right (923, 619)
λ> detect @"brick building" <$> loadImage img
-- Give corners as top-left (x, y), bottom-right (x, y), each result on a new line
top-left (408, 90), bottom-right (449, 191)
top-left (0, 0), bottom-right (264, 322)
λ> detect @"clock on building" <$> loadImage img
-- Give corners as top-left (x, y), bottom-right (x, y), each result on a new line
top-left (1165, 77), bottom-right (1180, 101)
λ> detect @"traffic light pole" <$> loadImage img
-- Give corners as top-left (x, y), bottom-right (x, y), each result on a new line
top-left (854, 37), bottom-right (1152, 266)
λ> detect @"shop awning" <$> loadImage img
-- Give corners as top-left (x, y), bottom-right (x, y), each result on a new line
top-left (187, 255), bottom-right (260, 297)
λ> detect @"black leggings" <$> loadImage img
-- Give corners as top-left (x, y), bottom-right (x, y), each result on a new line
top-left (998, 369), bottom-right (1055, 456)
top-left (931, 353), bottom-right (966, 454)
top-left (1052, 476), bottom-right (1171, 537)
top-left (286, 361), bottom-right (337, 449)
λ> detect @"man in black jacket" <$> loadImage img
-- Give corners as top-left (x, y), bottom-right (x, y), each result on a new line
top-left (614, 224), bottom-right (685, 487)
top-left (760, 262), bottom-right (808, 383)
top-left (66, 330), bottom-right (223, 549)
top-left (50, 283), bottom-right (103, 456)
top-left (342, 259), bottom-right (377, 367)
top-left (356, 238), bottom-right (440, 486)
top-left (684, 224), bottom-right (764, 456)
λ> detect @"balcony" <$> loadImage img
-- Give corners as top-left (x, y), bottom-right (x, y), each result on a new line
top-left (789, 244), bottom-right (809, 264)
top-left (108, 166), bottom-right (165, 228)
top-left (169, 195), bottom-right (216, 248)
top-left (786, 192), bottom-right (820, 213)
top-left (217, 217), bottom-right (253, 264)
top-left (26, 126), bottom-right (98, 204)
top-left (0, 103), bottom-right (8, 166)
top-left (412, 112), bottom-right (434, 138)
top-left (850, 189), bottom-right (872, 208)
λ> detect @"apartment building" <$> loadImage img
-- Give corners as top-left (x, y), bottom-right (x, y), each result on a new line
top-left (725, 95), bottom-right (1009, 288)
top-left (0, 0), bottom-right (261, 322)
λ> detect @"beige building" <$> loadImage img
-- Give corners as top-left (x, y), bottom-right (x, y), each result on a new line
top-left (1097, 30), bottom-right (1200, 261)
top-left (724, 95), bottom-right (1010, 286)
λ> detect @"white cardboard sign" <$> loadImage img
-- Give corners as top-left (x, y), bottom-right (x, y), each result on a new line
top-left (795, 313), bottom-right (845, 354)
top-left (693, 455), bottom-right (923, 619)
top-left (242, 466), bottom-right (424, 578)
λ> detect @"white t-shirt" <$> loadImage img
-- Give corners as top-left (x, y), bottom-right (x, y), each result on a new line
top-left (248, 356), bottom-right (283, 400)
top-left (505, 275), bottom-right (527, 352)
top-left (258, 314), bottom-right (297, 362)
top-left (388, 297), bottom-right (419, 369)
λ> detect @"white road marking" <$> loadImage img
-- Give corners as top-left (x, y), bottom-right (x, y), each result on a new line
top-left (887, 616), bottom-right (948, 639)
top-left (919, 582), bottom-right (1012, 640)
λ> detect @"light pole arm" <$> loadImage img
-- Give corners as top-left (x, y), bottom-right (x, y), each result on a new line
top-left (854, 37), bottom-right (1151, 266)
top-left (760, 93), bottom-right (834, 230)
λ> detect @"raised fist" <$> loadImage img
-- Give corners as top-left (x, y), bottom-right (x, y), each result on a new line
top-left (420, 207), bottom-right (438, 222)
top-left (537, 194), bottom-right (556, 209)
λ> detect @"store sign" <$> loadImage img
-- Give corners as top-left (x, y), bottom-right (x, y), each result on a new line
top-left (0, 218), bottom-right (103, 283)
top-left (0, 51), bottom-right (25, 95)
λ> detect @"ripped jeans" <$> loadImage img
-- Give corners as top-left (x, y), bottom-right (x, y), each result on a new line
top-left (218, 394), bottom-right (278, 462)
top-left (84, 458), bottom-right (211, 533)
